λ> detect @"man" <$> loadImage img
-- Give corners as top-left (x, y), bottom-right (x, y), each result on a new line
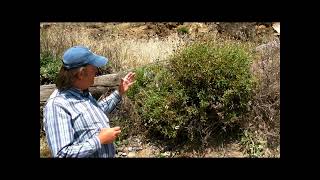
top-left (43, 46), bottom-right (135, 158)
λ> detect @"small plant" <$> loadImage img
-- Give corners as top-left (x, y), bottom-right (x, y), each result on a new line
top-left (40, 51), bottom-right (62, 85)
top-left (156, 154), bottom-right (165, 158)
top-left (114, 139), bottom-right (121, 147)
top-left (240, 129), bottom-right (266, 157)
top-left (177, 26), bottom-right (189, 34)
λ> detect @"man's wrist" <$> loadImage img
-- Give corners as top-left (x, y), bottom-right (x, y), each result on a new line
top-left (115, 89), bottom-right (123, 98)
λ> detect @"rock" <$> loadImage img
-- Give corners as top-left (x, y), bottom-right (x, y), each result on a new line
top-left (163, 151), bottom-right (170, 157)
top-left (40, 23), bottom-right (52, 29)
top-left (257, 25), bottom-right (266, 29)
top-left (128, 152), bottom-right (136, 157)
top-left (135, 147), bottom-right (143, 151)
top-left (118, 146), bottom-right (125, 152)
top-left (128, 147), bottom-right (133, 152)
top-left (255, 40), bottom-right (280, 54)
top-left (217, 22), bottom-right (256, 41)
top-left (136, 148), bottom-right (154, 157)
top-left (272, 22), bottom-right (280, 34)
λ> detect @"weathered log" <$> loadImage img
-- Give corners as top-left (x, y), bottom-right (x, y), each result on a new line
top-left (40, 72), bottom-right (129, 104)
top-left (40, 84), bottom-right (57, 104)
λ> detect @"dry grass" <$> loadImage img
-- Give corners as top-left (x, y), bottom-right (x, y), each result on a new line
top-left (105, 34), bottom-right (185, 71)
top-left (40, 135), bottom-right (51, 158)
top-left (40, 23), bottom-right (186, 72)
top-left (242, 38), bottom-right (280, 157)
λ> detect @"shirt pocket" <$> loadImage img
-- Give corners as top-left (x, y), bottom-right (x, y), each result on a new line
top-left (71, 112), bottom-right (85, 129)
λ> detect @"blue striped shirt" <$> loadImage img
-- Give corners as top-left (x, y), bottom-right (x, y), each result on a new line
top-left (43, 88), bottom-right (122, 158)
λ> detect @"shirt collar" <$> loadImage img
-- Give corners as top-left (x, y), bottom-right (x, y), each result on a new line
top-left (68, 87), bottom-right (90, 98)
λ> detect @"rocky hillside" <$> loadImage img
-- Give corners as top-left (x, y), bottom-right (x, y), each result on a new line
top-left (40, 22), bottom-right (280, 158)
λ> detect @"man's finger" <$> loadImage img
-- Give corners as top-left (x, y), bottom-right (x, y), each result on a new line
top-left (129, 72), bottom-right (135, 78)
top-left (125, 72), bottom-right (133, 79)
top-left (126, 74), bottom-right (135, 82)
top-left (127, 72), bottom-right (134, 77)
top-left (113, 126), bottom-right (121, 131)
top-left (128, 73), bottom-right (135, 81)
top-left (114, 130), bottom-right (121, 136)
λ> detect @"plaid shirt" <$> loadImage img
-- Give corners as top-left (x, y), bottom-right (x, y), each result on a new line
top-left (43, 88), bottom-right (121, 158)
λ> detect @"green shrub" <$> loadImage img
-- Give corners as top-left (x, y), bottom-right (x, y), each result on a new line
top-left (128, 41), bottom-right (256, 145)
top-left (40, 51), bottom-right (62, 85)
top-left (129, 64), bottom-right (187, 139)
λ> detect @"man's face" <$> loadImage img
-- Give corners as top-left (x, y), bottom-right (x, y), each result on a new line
top-left (83, 64), bottom-right (98, 87)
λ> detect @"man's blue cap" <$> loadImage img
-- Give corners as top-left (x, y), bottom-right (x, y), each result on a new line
top-left (62, 46), bottom-right (108, 69)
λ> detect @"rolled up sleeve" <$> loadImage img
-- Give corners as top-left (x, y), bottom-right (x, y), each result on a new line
top-left (98, 90), bottom-right (122, 115)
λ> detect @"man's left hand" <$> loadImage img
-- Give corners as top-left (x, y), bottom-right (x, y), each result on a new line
top-left (119, 72), bottom-right (135, 96)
